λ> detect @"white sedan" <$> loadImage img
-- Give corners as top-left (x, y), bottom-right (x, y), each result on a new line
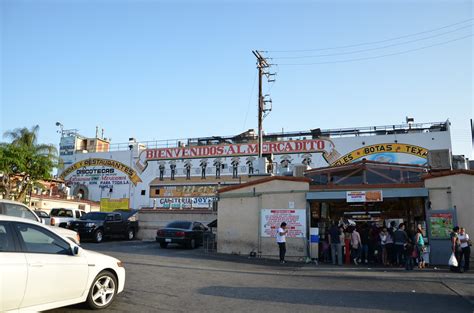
top-left (0, 215), bottom-right (126, 312)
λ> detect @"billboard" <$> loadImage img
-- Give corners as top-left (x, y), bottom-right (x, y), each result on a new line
top-left (260, 209), bottom-right (306, 238)
top-left (101, 198), bottom-right (129, 212)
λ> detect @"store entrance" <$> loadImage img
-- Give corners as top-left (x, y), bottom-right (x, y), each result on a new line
top-left (310, 197), bottom-right (427, 264)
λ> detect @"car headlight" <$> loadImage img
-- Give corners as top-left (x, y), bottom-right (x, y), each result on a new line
top-left (85, 223), bottom-right (96, 228)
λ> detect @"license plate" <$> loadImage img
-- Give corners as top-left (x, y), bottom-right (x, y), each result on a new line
top-left (165, 239), bottom-right (172, 243)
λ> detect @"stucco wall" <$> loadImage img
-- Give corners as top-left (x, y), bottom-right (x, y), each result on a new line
top-left (425, 174), bottom-right (474, 234)
top-left (30, 197), bottom-right (100, 213)
top-left (137, 209), bottom-right (217, 240)
top-left (217, 179), bottom-right (309, 260)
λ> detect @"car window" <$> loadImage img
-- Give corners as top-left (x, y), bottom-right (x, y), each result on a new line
top-left (50, 209), bottom-right (73, 218)
top-left (114, 214), bottom-right (122, 221)
top-left (81, 212), bottom-right (107, 220)
top-left (2, 203), bottom-right (39, 222)
top-left (167, 221), bottom-right (192, 229)
top-left (80, 211), bottom-right (86, 217)
top-left (75, 211), bottom-right (81, 218)
top-left (15, 223), bottom-right (71, 255)
top-left (106, 215), bottom-right (114, 221)
top-left (0, 223), bottom-right (15, 252)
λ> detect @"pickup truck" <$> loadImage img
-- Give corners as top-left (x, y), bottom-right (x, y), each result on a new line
top-left (69, 211), bottom-right (139, 243)
top-left (49, 208), bottom-right (86, 228)
top-left (0, 199), bottom-right (80, 244)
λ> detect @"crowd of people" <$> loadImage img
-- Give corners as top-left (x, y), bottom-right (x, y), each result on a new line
top-left (320, 221), bottom-right (470, 272)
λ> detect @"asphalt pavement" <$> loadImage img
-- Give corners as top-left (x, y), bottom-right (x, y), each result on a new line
top-left (47, 240), bottom-right (474, 313)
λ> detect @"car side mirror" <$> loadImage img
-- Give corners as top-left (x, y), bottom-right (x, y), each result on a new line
top-left (72, 245), bottom-right (80, 256)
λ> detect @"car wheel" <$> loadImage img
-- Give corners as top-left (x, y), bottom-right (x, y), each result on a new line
top-left (86, 270), bottom-right (117, 310)
top-left (94, 229), bottom-right (104, 243)
top-left (126, 228), bottom-right (135, 240)
top-left (187, 239), bottom-right (196, 249)
top-left (160, 242), bottom-right (168, 248)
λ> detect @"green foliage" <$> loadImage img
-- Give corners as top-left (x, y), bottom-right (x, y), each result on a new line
top-left (0, 125), bottom-right (58, 202)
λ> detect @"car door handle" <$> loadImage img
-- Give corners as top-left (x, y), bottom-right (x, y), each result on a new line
top-left (29, 262), bottom-right (44, 267)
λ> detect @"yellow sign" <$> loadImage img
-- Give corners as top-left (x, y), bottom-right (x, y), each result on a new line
top-left (100, 198), bottom-right (129, 212)
top-left (332, 143), bottom-right (428, 166)
top-left (59, 158), bottom-right (142, 185)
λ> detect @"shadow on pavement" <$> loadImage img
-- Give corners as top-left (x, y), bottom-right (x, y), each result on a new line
top-left (198, 286), bottom-right (473, 312)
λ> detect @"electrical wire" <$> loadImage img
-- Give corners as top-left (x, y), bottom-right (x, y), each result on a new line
top-left (277, 34), bottom-right (472, 66)
top-left (273, 24), bottom-right (471, 59)
top-left (268, 18), bottom-right (473, 53)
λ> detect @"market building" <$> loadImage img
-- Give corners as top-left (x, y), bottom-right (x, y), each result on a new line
top-left (58, 120), bottom-right (453, 211)
top-left (57, 120), bottom-right (473, 263)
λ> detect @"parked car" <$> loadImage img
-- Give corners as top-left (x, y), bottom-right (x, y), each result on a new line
top-left (69, 211), bottom-right (139, 243)
top-left (50, 208), bottom-right (86, 228)
top-left (156, 220), bottom-right (208, 249)
top-left (33, 210), bottom-right (50, 225)
top-left (0, 200), bottom-right (80, 244)
top-left (0, 215), bottom-right (125, 312)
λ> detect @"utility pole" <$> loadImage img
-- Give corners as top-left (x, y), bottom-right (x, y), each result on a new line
top-left (252, 50), bottom-right (275, 158)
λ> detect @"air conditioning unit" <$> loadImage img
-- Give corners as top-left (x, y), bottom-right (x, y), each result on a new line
top-left (293, 165), bottom-right (307, 177)
top-left (427, 149), bottom-right (452, 170)
top-left (452, 155), bottom-right (468, 170)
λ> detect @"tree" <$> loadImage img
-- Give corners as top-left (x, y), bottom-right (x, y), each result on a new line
top-left (1, 125), bottom-right (58, 202)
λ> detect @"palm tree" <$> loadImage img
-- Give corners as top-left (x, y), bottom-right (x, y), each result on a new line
top-left (4, 125), bottom-right (57, 157)
top-left (2, 125), bottom-right (58, 202)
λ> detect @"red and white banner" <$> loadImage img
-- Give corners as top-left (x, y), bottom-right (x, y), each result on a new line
top-left (260, 209), bottom-right (306, 238)
top-left (145, 139), bottom-right (331, 160)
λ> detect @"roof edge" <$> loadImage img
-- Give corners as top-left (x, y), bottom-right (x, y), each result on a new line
top-left (218, 176), bottom-right (311, 193)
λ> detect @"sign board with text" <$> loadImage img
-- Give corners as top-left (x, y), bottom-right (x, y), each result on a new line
top-left (260, 209), bottom-right (306, 238)
top-left (346, 190), bottom-right (383, 203)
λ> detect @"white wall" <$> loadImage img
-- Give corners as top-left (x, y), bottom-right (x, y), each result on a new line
top-left (217, 179), bottom-right (309, 260)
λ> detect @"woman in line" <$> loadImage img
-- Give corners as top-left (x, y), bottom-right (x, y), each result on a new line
top-left (459, 227), bottom-right (470, 272)
top-left (415, 224), bottom-right (426, 269)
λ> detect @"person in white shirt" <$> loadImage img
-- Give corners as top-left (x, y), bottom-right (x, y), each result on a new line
top-left (459, 227), bottom-right (470, 272)
top-left (276, 222), bottom-right (289, 264)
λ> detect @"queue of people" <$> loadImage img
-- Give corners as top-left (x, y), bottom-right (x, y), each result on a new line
top-left (322, 221), bottom-right (471, 272)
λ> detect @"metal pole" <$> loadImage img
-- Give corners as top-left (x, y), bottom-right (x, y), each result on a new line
top-left (258, 63), bottom-right (263, 158)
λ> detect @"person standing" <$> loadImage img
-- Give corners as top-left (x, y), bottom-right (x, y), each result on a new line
top-left (276, 222), bottom-right (289, 264)
top-left (415, 224), bottom-right (426, 269)
top-left (459, 227), bottom-right (470, 272)
top-left (328, 223), bottom-right (343, 266)
top-left (351, 227), bottom-right (362, 265)
top-left (379, 227), bottom-right (389, 266)
top-left (450, 226), bottom-right (462, 272)
top-left (393, 223), bottom-right (408, 266)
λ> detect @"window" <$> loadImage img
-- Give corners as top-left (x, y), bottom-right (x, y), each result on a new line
top-left (0, 223), bottom-right (15, 252)
top-left (114, 214), bottom-right (122, 221)
top-left (75, 211), bottom-right (81, 218)
top-left (15, 223), bottom-right (71, 255)
top-left (141, 190), bottom-right (146, 196)
top-left (1, 203), bottom-right (38, 222)
top-left (166, 221), bottom-right (192, 229)
top-left (50, 209), bottom-right (73, 218)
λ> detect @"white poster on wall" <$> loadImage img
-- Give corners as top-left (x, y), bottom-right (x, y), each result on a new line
top-left (260, 209), bottom-right (306, 238)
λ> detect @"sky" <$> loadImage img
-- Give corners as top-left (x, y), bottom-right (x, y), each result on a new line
top-left (1, 0), bottom-right (473, 158)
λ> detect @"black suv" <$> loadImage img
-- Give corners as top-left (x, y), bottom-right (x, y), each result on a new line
top-left (69, 211), bottom-right (139, 243)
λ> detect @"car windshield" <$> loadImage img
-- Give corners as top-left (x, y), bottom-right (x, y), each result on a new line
top-left (166, 221), bottom-right (192, 229)
top-left (80, 212), bottom-right (107, 221)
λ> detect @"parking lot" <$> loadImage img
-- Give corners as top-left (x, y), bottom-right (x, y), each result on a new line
top-left (48, 240), bottom-right (473, 313)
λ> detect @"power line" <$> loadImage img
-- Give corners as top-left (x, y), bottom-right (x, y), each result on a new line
top-left (273, 24), bottom-right (471, 59)
top-left (278, 34), bottom-right (472, 66)
top-left (268, 18), bottom-right (473, 53)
